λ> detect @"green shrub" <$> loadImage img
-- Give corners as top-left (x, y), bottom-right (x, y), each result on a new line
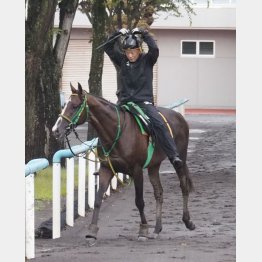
top-left (34, 165), bottom-right (80, 201)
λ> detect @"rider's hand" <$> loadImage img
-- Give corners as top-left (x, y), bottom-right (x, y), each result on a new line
top-left (132, 28), bottom-right (148, 35)
top-left (119, 28), bottom-right (129, 36)
top-left (132, 27), bottom-right (141, 35)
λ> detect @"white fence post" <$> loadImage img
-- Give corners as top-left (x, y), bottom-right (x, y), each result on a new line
top-left (25, 174), bottom-right (35, 259)
top-left (88, 152), bottom-right (96, 209)
top-left (25, 158), bottom-right (49, 259)
top-left (78, 156), bottom-right (86, 217)
top-left (66, 157), bottom-right (75, 227)
top-left (111, 176), bottom-right (117, 190)
top-left (118, 173), bottom-right (124, 183)
top-left (105, 184), bottom-right (111, 196)
top-left (52, 163), bottom-right (61, 239)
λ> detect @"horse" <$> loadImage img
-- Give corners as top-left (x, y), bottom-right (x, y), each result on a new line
top-left (52, 82), bottom-right (195, 244)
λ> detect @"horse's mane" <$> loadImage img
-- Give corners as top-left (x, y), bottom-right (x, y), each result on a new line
top-left (84, 90), bottom-right (121, 109)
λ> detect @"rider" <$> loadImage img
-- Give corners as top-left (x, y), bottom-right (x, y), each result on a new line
top-left (104, 27), bottom-right (183, 168)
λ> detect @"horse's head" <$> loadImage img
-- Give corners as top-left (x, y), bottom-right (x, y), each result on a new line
top-left (52, 82), bottom-right (88, 141)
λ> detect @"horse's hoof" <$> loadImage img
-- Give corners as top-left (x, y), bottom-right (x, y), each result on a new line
top-left (138, 236), bottom-right (148, 241)
top-left (185, 221), bottom-right (196, 230)
top-left (85, 235), bottom-right (97, 247)
top-left (139, 223), bottom-right (149, 236)
top-left (148, 233), bottom-right (159, 239)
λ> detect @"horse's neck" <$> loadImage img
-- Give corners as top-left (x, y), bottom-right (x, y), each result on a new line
top-left (88, 95), bottom-right (120, 142)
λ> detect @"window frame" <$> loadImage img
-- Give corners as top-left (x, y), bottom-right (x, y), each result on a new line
top-left (181, 40), bottom-right (216, 58)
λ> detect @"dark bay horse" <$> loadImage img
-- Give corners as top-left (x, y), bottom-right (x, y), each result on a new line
top-left (52, 82), bottom-right (195, 243)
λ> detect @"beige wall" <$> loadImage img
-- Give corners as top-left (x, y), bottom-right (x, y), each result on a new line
top-left (62, 28), bottom-right (236, 109)
top-left (154, 29), bottom-right (236, 109)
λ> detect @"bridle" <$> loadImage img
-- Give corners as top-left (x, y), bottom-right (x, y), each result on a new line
top-left (58, 93), bottom-right (93, 159)
top-left (59, 93), bottom-right (89, 135)
top-left (59, 92), bottom-right (122, 166)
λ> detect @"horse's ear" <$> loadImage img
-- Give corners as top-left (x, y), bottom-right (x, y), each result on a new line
top-left (70, 82), bottom-right (77, 94)
top-left (77, 82), bottom-right (83, 95)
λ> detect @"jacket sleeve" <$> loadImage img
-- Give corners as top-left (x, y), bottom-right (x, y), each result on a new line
top-left (143, 32), bottom-right (159, 65)
top-left (104, 32), bottom-right (123, 67)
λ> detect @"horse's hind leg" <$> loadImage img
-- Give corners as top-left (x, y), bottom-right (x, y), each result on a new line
top-left (148, 164), bottom-right (163, 236)
top-left (133, 166), bottom-right (149, 239)
top-left (175, 163), bottom-right (195, 230)
top-left (86, 166), bottom-right (113, 244)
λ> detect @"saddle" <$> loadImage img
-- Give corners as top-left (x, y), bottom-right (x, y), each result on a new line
top-left (121, 102), bottom-right (174, 168)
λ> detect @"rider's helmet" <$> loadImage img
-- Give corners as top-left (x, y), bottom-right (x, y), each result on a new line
top-left (122, 34), bottom-right (141, 50)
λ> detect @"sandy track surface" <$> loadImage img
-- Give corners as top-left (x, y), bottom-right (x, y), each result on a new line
top-left (34, 114), bottom-right (236, 262)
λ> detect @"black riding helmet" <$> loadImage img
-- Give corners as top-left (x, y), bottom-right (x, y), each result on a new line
top-left (122, 34), bottom-right (141, 50)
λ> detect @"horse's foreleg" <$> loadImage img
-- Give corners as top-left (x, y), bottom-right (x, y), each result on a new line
top-left (86, 166), bottom-right (113, 243)
top-left (148, 165), bottom-right (163, 236)
top-left (175, 163), bottom-right (195, 230)
top-left (133, 167), bottom-right (148, 238)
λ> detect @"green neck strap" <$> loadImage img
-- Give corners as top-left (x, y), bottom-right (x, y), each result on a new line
top-left (101, 105), bottom-right (121, 157)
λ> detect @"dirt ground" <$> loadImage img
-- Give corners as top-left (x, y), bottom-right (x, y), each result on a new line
top-left (33, 114), bottom-right (236, 262)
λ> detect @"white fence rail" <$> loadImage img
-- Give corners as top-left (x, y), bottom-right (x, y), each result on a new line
top-left (25, 139), bottom-right (124, 260)
top-left (163, 98), bottom-right (189, 116)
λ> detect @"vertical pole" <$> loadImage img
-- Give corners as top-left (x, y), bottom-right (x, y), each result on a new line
top-left (66, 158), bottom-right (74, 227)
top-left (78, 156), bottom-right (86, 217)
top-left (53, 163), bottom-right (61, 239)
top-left (25, 174), bottom-right (35, 259)
top-left (105, 184), bottom-right (110, 196)
top-left (118, 173), bottom-right (123, 182)
top-left (111, 176), bottom-right (117, 190)
top-left (96, 156), bottom-right (100, 191)
top-left (88, 152), bottom-right (96, 209)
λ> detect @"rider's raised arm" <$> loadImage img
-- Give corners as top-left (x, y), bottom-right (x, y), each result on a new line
top-left (143, 31), bottom-right (159, 65)
top-left (104, 32), bottom-right (123, 67)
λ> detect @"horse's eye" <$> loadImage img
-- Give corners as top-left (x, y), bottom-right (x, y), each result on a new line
top-left (72, 104), bottom-right (80, 109)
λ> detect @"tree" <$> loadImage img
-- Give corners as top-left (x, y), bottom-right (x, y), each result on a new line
top-left (25, 0), bottom-right (79, 163)
top-left (80, 0), bottom-right (107, 139)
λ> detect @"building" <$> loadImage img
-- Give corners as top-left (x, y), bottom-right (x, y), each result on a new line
top-left (57, 0), bottom-right (236, 110)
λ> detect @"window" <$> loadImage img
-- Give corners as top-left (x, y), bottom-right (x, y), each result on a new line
top-left (181, 40), bottom-right (215, 57)
top-left (182, 41), bottom-right (197, 55)
top-left (199, 42), bottom-right (214, 55)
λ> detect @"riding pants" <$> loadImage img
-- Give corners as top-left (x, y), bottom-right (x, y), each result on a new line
top-left (137, 102), bottom-right (179, 160)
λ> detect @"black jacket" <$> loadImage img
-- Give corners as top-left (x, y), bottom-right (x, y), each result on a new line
top-left (104, 32), bottom-right (159, 104)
